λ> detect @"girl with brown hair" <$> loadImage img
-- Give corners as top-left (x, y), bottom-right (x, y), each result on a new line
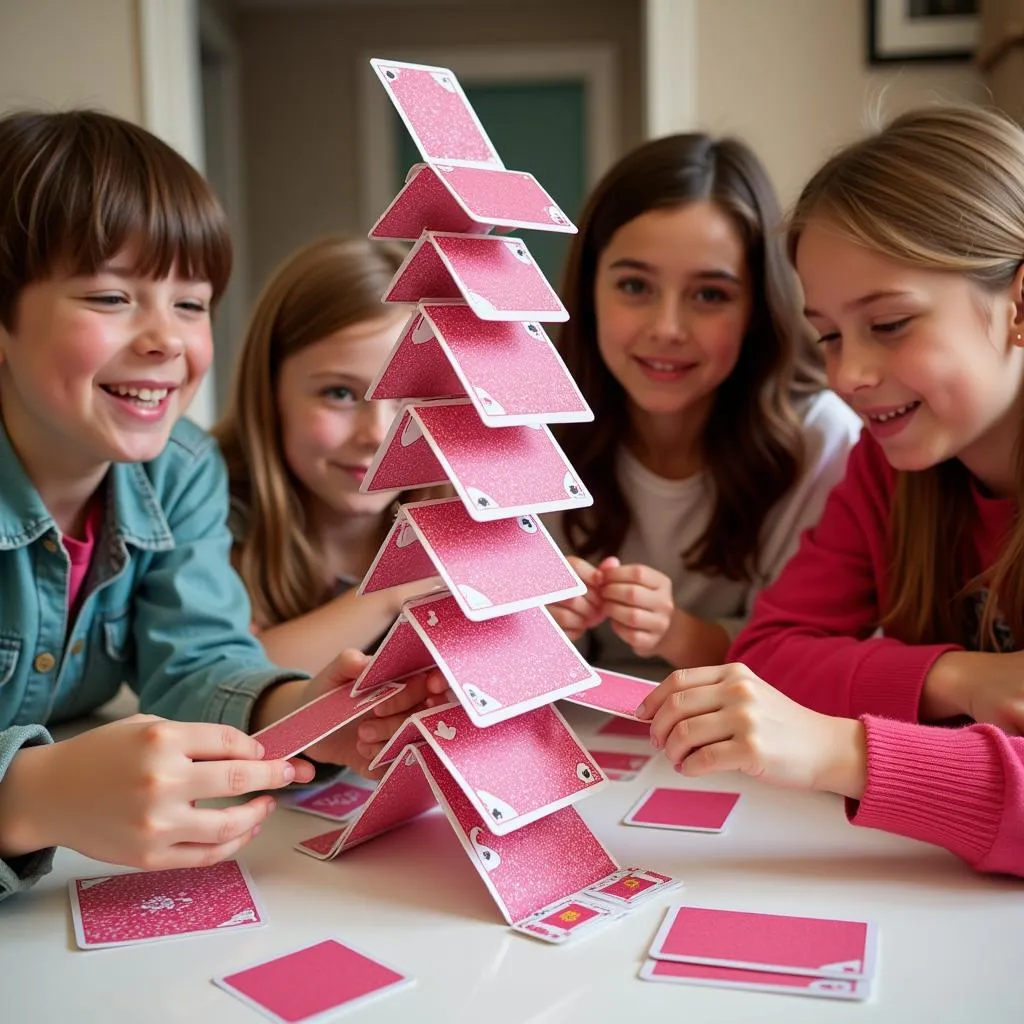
top-left (548, 133), bottom-right (860, 679)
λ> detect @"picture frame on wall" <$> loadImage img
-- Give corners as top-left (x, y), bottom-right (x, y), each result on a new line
top-left (867, 0), bottom-right (979, 63)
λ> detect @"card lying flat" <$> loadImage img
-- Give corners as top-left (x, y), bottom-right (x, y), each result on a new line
top-left (284, 775), bottom-right (377, 823)
top-left (252, 682), bottom-right (405, 761)
top-left (638, 959), bottom-right (872, 1001)
top-left (360, 498), bottom-right (585, 621)
top-left (70, 860), bottom-right (264, 949)
top-left (583, 866), bottom-right (682, 912)
top-left (649, 905), bottom-right (878, 980)
top-left (371, 163), bottom-right (576, 240)
top-left (511, 895), bottom-right (622, 945)
top-left (588, 749), bottom-right (653, 781)
top-left (215, 937), bottom-right (413, 1023)
top-left (623, 787), bottom-right (740, 833)
top-left (372, 59), bottom-right (502, 167)
top-left (368, 701), bottom-right (606, 834)
top-left (564, 668), bottom-right (657, 719)
top-left (383, 233), bottom-right (568, 322)
top-left (362, 400), bottom-right (591, 521)
top-left (368, 305), bottom-right (591, 427)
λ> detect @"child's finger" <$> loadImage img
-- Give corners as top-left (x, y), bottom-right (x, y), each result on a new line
top-left (177, 721), bottom-right (268, 763)
top-left (648, 682), bottom-right (725, 751)
top-left (662, 709), bottom-right (731, 766)
top-left (178, 796), bottom-right (277, 846)
top-left (678, 738), bottom-right (747, 778)
top-left (160, 830), bottom-right (262, 871)
top-left (192, 757), bottom-right (298, 800)
top-left (603, 600), bottom-right (662, 633)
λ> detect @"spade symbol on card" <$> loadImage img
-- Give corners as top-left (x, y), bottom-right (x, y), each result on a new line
top-left (469, 826), bottom-right (502, 872)
top-left (433, 720), bottom-right (456, 741)
top-left (524, 322), bottom-right (543, 339)
top-left (516, 515), bottom-right (538, 534)
top-left (477, 790), bottom-right (518, 824)
top-left (576, 762), bottom-right (596, 784)
top-left (431, 72), bottom-right (455, 92)
top-left (383, 66), bottom-right (399, 80)
top-left (563, 472), bottom-right (583, 499)
top-left (466, 486), bottom-right (498, 510)
top-left (464, 685), bottom-right (502, 712)
top-left (504, 240), bottom-right (532, 264)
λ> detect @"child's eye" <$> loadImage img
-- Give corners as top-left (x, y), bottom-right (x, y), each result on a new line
top-left (176, 299), bottom-right (209, 314)
top-left (87, 293), bottom-right (128, 306)
top-left (693, 285), bottom-right (730, 304)
top-left (815, 331), bottom-right (841, 346)
top-left (873, 317), bottom-right (912, 337)
top-left (322, 386), bottom-right (357, 402)
top-left (615, 276), bottom-right (651, 297)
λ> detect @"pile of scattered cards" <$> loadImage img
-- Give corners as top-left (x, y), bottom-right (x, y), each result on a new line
top-left (640, 905), bottom-right (878, 1001)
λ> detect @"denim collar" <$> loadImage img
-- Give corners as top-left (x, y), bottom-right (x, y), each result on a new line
top-left (0, 420), bottom-right (173, 551)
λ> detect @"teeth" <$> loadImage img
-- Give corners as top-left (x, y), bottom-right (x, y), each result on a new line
top-left (106, 385), bottom-right (169, 403)
top-left (870, 402), bottom-right (918, 423)
top-left (644, 359), bottom-right (682, 372)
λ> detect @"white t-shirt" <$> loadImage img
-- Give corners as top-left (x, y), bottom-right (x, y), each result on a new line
top-left (544, 390), bottom-right (862, 680)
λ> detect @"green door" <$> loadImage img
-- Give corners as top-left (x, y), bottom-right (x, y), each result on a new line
top-left (396, 79), bottom-right (587, 289)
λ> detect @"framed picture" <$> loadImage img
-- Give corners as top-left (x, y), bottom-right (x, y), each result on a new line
top-left (867, 0), bottom-right (979, 63)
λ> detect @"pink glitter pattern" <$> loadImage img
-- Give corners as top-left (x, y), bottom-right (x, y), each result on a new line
top-left (384, 240), bottom-right (462, 304)
top-left (371, 164), bottom-right (481, 239)
top-left (362, 408), bottom-right (449, 492)
top-left (359, 513), bottom-right (440, 594)
top-left (369, 311), bottom-right (465, 401)
top-left (350, 616), bottom-right (433, 694)
top-left (436, 165), bottom-right (575, 232)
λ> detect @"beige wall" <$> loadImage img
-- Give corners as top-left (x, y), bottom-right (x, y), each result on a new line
top-left (0, 0), bottom-right (141, 118)
top-left (236, 0), bottom-right (643, 296)
top-left (694, 0), bottom-right (987, 203)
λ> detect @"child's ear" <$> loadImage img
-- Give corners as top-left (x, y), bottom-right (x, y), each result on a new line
top-left (1010, 262), bottom-right (1024, 346)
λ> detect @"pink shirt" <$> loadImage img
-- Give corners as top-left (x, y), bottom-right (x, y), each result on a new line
top-left (63, 505), bottom-right (101, 611)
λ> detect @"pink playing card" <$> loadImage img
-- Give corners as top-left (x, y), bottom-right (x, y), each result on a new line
top-left (595, 717), bottom-right (653, 739)
top-left (623, 787), bottom-right (740, 833)
top-left (512, 896), bottom-right (622, 945)
top-left (372, 59), bottom-right (502, 167)
top-left (404, 592), bottom-right (598, 725)
top-left (360, 499), bottom-right (585, 621)
top-left (583, 867), bottom-right (681, 911)
top-left (70, 861), bottom-right (265, 949)
top-left (638, 959), bottom-right (872, 1001)
top-left (349, 615), bottom-right (435, 696)
top-left (252, 682), bottom-right (405, 761)
top-left (362, 400), bottom-right (591, 521)
top-left (215, 938), bottom-right (413, 1023)
top-left (288, 780), bottom-right (376, 823)
top-left (389, 701), bottom-right (606, 835)
top-left (649, 905), bottom-right (878, 979)
top-left (589, 750), bottom-right (653, 781)
top-left (370, 164), bottom-right (487, 240)
top-left (383, 233), bottom-right (568, 322)
top-left (564, 668), bottom-right (657, 719)
top-left (368, 305), bottom-right (591, 427)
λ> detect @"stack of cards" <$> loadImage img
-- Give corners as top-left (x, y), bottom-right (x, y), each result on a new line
top-left (640, 905), bottom-right (878, 1001)
top-left (290, 58), bottom-right (680, 941)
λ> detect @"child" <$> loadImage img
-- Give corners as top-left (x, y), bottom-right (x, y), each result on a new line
top-left (547, 133), bottom-right (861, 679)
top-left (0, 110), bottom-right (439, 902)
top-left (214, 237), bottom-right (437, 677)
top-left (641, 106), bottom-right (1024, 877)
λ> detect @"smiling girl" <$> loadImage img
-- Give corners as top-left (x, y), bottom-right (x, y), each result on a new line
top-left (546, 133), bottom-right (861, 679)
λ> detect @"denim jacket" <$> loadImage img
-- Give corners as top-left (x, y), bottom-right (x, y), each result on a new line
top-left (0, 418), bottom-right (303, 901)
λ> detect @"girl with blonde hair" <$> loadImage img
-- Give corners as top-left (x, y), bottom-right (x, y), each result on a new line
top-left (639, 106), bottom-right (1024, 877)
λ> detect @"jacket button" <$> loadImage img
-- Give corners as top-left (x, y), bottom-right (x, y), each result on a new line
top-left (34, 652), bottom-right (56, 673)
top-left (71, 640), bottom-right (84, 656)
top-left (42, 538), bottom-right (58, 554)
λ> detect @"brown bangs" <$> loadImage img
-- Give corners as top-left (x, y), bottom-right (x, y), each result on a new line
top-left (0, 110), bottom-right (231, 327)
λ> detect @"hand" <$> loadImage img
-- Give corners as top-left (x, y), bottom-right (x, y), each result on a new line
top-left (925, 650), bottom-right (1024, 734)
top-left (548, 556), bottom-right (613, 641)
top-left (0, 715), bottom-right (311, 868)
top-left (635, 663), bottom-right (867, 798)
top-left (600, 561), bottom-right (674, 657)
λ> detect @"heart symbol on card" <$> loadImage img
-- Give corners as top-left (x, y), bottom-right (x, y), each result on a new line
top-left (469, 826), bottom-right (502, 872)
top-left (396, 521), bottom-right (417, 548)
top-left (504, 240), bottom-right (532, 264)
top-left (411, 315), bottom-right (434, 344)
top-left (433, 721), bottom-right (456, 741)
top-left (426, 610), bottom-right (439, 627)
top-left (576, 762), bottom-right (596, 783)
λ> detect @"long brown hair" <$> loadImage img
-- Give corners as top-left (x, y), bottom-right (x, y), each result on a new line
top-left (789, 106), bottom-right (1024, 649)
top-left (0, 109), bottom-right (231, 328)
top-left (213, 237), bottom-right (406, 628)
top-left (557, 133), bottom-right (824, 581)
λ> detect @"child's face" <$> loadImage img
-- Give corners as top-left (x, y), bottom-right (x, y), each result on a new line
top-left (0, 253), bottom-right (213, 477)
top-left (276, 315), bottom-right (404, 522)
top-left (592, 200), bottom-right (752, 428)
top-left (797, 218), bottom-right (1024, 494)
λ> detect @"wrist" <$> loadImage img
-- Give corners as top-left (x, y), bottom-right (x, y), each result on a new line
top-left (653, 607), bottom-right (691, 664)
top-left (812, 716), bottom-right (867, 800)
top-left (921, 651), bottom-right (971, 721)
top-left (250, 678), bottom-right (307, 732)
top-left (0, 745), bottom-right (59, 857)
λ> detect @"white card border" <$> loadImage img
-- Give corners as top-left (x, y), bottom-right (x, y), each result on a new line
top-left (621, 786), bottom-right (741, 834)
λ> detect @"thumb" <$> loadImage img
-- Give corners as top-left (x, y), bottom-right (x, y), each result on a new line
top-left (318, 648), bottom-right (370, 690)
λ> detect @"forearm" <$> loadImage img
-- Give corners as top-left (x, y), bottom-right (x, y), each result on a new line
top-left (921, 650), bottom-right (993, 721)
top-left (0, 744), bottom-right (55, 858)
top-left (811, 717), bottom-right (868, 800)
top-left (655, 608), bottom-right (730, 669)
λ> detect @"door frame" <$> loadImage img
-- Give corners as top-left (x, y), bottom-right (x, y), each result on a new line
top-left (358, 43), bottom-right (620, 232)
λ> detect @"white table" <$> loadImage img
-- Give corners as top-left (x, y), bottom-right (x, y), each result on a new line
top-left (4, 699), bottom-right (1021, 1024)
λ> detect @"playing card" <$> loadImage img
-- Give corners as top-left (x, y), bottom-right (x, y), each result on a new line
top-left (648, 905), bottom-right (878, 980)
top-left (381, 701), bottom-right (606, 835)
top-left (623, 787), bottom-right (740, 833)
top-left (403, 592), bottom-right (598, 726)
top-left (215, 937), bottom-right (413, 1023)
top-left (360, 499), bottom-right (586, 621)
top-left (588, 749), bottom-right (652, 781)
top-left (362, 400), bottom-right (591, 521)
top-left (638, 959), bottom-right (872, 1001)
top-left (383, 233), bottom-right (568, 322)
top-left (349, 615), bottom-right (435, 696)
top-left (564, 668), bottom-right (657, 719)
top-left (70, 861), bottom-right (265, 949)
top-left (368, 305), bottom-right (592, 427)
top-left (371, 59), bottom-right (502, 167)
top-left (252, 682), bottom-right (405, 761)
top-left (511, 895), bottom-right (622, 945)
top-left (371, 164), bottom-right (576, 240)
top-left (284, 774), bottom-right (377, 823)
top-left (595, 716), bottom-right (653, 739)
top-left (582, 867), bottom-right (682, 911)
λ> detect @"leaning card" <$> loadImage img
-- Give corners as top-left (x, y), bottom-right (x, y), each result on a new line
top-left (589, 750), bottom-right (652, 781)
top-left (649, 905), bottom-right (878, 979)
top-left (583, 867), bottom-right (682, 911)
top-left (638, 959), bottom-right (872, 1001)
top-left (623, 787), bottom-right (740, 833)
top-left (563, 668), bottom-right (656, 719)
top-left (70, 860), bottom-right (265, 949)
top-left (511, 896), bottom-right (622, 945)
top-left (215, 937), bottom-right (413, 1023)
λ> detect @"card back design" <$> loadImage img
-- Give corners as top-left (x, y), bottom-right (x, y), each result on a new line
top-left (623, 787), bottom-right (741, 834)
top-left (564, 668), bottom-right (657, 719)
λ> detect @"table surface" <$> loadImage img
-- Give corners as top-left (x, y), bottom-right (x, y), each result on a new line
top-left (4, 695), bottom-right (1021, 1024)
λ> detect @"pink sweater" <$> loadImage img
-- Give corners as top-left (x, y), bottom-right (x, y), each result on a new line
top-left (730, 436), bottom-right (1024, 876)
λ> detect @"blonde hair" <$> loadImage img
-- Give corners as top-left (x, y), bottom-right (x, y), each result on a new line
top-left (789, 105), bottom-right (1024, 648)
top-left (213, 237), bottom-right (406, 628)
